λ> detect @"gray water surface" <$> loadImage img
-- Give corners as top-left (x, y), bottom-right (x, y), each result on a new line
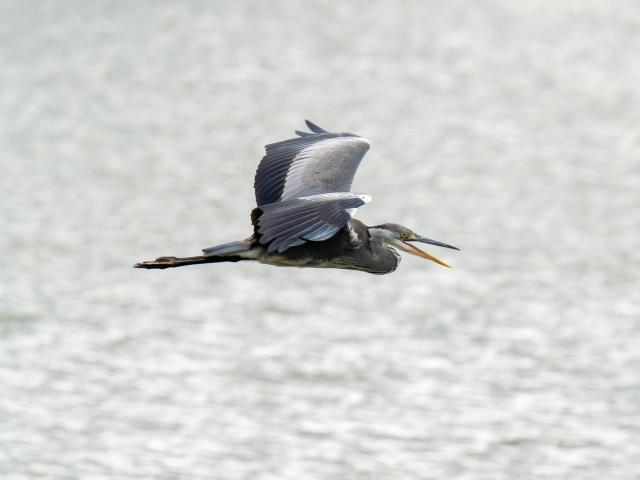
top-left (1, 1), bottom-right (639, 479)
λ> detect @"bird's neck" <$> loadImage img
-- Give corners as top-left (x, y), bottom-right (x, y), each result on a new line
top-left (367, 227), bottom-right (401, 273)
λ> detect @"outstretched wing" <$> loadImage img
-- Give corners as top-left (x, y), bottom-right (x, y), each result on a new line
top-left (254, 120), bottom-right (370, 207)
top-left (255, 192), bottom-right (371, 253)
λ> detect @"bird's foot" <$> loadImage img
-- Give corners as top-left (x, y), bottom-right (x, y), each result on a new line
top-left (134, 256), bottom-right (178, 269)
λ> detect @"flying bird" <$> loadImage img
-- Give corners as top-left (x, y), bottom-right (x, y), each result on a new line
top-left (135, 120), bottom-right (459, 274)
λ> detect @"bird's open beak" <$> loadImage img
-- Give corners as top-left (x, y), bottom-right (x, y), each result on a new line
top-left (398, 235), bottom-right (459, 268)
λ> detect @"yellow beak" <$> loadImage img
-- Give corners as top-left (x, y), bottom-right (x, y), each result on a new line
top-left (401, 241), bottom-right (453, 268)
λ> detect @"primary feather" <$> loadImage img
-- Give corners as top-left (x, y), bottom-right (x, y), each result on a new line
top-left (253, 120), bottom-right (370, 207)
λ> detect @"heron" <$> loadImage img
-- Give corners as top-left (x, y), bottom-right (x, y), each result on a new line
top-left (135, 120), bottom-right (459, 274)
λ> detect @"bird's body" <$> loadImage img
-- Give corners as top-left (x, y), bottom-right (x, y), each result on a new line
top-left (256, 219), bottom-right (400, 274)
top-left (142, 219), bottom-right (402, 274)
top-left (136, 121), bottom-right (458, 274)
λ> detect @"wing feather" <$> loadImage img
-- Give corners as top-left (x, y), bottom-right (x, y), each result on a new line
top-left (305, 119), bottom-right (328, 134)
top-left (256, 193), bottom-right (370, 253)
top-left (253, 121), bottom-right (370, 206)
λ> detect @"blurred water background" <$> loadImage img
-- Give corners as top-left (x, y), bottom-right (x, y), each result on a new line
top-left (1, 1), bottom-right (640, 479)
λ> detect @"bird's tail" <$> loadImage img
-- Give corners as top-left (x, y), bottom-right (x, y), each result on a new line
top-left (135, 240), bottom-right (255, 270)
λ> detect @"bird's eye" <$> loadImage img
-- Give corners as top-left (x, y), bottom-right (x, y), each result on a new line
top-left (400, 232), bottom-right (409, 239)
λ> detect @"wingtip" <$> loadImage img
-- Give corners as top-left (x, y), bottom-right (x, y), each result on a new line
top-left (305, 119), bottom-right (328, 134)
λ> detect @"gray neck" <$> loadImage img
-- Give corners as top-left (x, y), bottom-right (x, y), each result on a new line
top-left (367, 227), bottom-right (401, 274)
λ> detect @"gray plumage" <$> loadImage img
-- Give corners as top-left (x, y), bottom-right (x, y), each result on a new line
top-left (135, 120), bottom-right (459, 274)
top-left (256, 193), bottom-right (369, 253)
top-left (254, 120), bottom-right (370, 207)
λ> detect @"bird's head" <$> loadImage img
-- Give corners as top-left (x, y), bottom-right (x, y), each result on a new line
top-left (369, 223), bottom-right (459, 268)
